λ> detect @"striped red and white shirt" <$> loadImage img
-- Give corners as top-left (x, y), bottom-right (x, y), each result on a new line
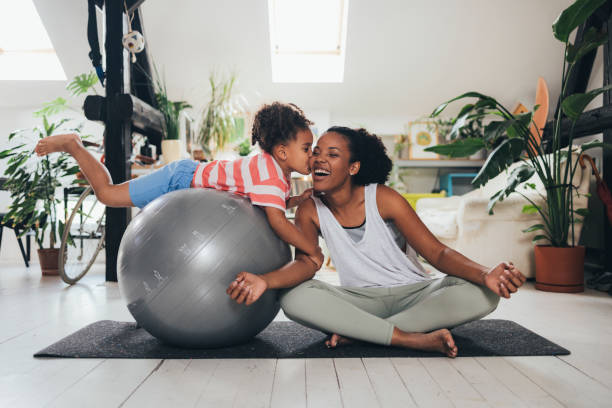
top-left (191, 152), bottom-right (291, 211)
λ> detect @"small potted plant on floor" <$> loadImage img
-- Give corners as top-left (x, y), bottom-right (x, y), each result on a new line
top-left (428, 0), bottom-right (612, 292)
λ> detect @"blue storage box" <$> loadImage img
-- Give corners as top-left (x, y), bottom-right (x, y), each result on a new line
top-left (439, 173), bottom-right (478, 196)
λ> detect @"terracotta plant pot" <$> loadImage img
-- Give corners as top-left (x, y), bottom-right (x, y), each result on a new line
top-left (534, 245), bottom-right (585, 293)
top-left (38, 248), bottom-right (60, 276)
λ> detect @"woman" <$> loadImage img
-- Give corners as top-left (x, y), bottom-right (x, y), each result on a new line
top-left (227, 127), bottom-right (525, 357)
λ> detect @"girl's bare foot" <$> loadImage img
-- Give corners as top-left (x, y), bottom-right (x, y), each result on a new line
top-left (325, 333), bottom-right (354, 348)
top-left (35, 133), bottom-right (81, 156)
top-left (394, 328), bottom-right (458, 358)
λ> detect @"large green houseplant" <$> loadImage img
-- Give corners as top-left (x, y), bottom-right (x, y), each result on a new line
top-left (0, 118), bottom-right (81, 274)
top-left (427, 0), bottom-right (612, 292)
top-left (198, 73), bottom-right (243, 156)
top-left (0, 73), bottom-right (98, 274)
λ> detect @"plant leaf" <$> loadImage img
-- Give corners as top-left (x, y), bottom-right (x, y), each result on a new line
top-left (431, 92), bottom-right (498, 117)
top-left (483, 120), bottom-right (511, 142)
top-left (574, 208), bottom-right (589, 217)
top-left (532, 234), bottom-right (549, 243)
top-left (522, 204), bottom-right (540, 214)
top-left (473, 138), bottom-right (526, 187)
top-left (456, 103), bottom-right (475, 119)
top-left (33, 97), bottom-right (69, 118)
top-left (522, 224), bottom-right (546, 233)
top-left (552, 0), bottom-right (606, 42)
top-left (523, 182), bottom-right (537, 190)
top-left (448, 113), bottom-right (469, 139)
top-left (561, 84), bottom-right (612, 120)
top-left (566, 26), bottom-right (608, 63)
top-left (580, 141), bottom-right (612, 151)
top-left (506, 112), bottom-right (533, 139)
top-left (424, 137), bottom-right (485, 158)
top-left (487, 164), bottom-right (535, 213)
top-left (488, 189), bottom-right (505, 215)
top-left (66, 72), bottom-right (98, 96)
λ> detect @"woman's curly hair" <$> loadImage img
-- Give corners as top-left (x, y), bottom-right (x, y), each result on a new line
top-left (326, 126), bottom-right (392, 186)
top-left (251, 102), bottom-right (313, 153)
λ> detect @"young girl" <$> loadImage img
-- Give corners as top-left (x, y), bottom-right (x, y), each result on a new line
top-left (35, 102), bottom-right (322, 266)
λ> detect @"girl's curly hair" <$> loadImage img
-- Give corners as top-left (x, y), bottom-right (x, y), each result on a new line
top-left (251, 102), bottom-right (313, 153)
top-left (326, 126), bottom-right (392, 186)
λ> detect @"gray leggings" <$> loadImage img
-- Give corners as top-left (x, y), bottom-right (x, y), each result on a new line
top-left (279, 276), bottom-right (499, 345)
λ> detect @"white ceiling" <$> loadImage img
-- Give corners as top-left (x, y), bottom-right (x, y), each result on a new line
top-left (3, 0), bottom-right (602, 123)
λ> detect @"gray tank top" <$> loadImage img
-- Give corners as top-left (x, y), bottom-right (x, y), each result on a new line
top-left (313, 184), bottom-right (429, 287)
top-left (343, 219), bottom-right (405, 249)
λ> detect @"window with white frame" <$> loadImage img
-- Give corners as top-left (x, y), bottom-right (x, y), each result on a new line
top-left (0, 0), bottom-right (66, 80)
top-left (268, 0), bottom-right (349, 83)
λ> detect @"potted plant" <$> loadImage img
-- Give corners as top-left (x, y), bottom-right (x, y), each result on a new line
top-left (393, 134), bottom-right (410, 159)
top-left (198, 73), bottom-right (243, 156)
top-left (0, 72), bottom-right (99, 275)
top-left (429, 110), bottom-right (490, 160)
top-left (425, 108), bottom-right (505, 160)
top-left (235, 138), bottom-right (253, 157)
top-left (154, 69), bottom-right (192, 163)
top-left (427, 0), bottom-right (612, 292)
top-left (0, 119), bottom-right (81, 274)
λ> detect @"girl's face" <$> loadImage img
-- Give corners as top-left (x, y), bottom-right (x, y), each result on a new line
top-left (285, 128), bottom-right (314, 175)
top-left (310, 132), bottom-right (358, 192)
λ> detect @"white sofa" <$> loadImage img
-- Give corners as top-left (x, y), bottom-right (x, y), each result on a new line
top-left (416, 150), bottom-right (592, 278)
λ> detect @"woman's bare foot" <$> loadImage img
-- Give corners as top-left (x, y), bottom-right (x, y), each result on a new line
top-left (325, 333), bottom-right (354, 348)
top-left (393, 328), bottom-right (458, 358)
top-left (35, 133), bottom-right (81, 156)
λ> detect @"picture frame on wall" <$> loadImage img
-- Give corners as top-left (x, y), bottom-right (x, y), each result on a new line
top-left (406, 121), bottom-right (439, 160)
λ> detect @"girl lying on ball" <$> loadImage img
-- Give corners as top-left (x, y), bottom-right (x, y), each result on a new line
top-left (35, 102), bottom-right (323, 267)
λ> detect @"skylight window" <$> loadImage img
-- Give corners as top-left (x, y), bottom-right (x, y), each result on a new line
top-left (268, 0), bottom-right (349, 83)
top-left (0, 0), bottom-right (66, 80)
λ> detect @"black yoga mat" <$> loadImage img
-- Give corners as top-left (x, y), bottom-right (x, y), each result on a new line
top-left (34, 319), bottom-right (569, 359)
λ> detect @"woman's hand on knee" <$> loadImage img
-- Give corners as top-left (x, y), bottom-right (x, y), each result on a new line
top-left (484, 262), bottom-right (526, 298)
top-left (226, 271), bottom-right (268, 305)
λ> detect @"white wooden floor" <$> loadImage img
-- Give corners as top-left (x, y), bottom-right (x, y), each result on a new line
top-left (1, 263), bottom-right (611, 408)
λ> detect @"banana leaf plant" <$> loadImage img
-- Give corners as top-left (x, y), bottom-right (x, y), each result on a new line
top-left (428, 0), bottom-right (612, 247)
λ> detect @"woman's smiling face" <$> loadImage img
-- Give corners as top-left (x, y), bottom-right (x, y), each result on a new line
top-left (310, 131), bottom-right (359, 192)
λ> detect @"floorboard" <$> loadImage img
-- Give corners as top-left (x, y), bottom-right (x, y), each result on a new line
top-left (0, 263), bottom-right (611, 407)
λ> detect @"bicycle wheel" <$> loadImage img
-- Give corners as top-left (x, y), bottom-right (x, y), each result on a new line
top-left (59, 186), bottom-right (106, 284)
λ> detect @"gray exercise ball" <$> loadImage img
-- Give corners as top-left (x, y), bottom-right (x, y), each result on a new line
top-left (117, 188), bottom-right (291, 348)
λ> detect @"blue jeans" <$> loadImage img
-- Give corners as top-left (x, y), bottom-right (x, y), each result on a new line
top-left (128, 159), bottom-right (199, 208)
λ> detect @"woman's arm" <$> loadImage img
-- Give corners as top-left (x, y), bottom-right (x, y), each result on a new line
top-left (377, 185), bottom-right (525, 298)
top-left (227, 199), bottom-right (322, 305)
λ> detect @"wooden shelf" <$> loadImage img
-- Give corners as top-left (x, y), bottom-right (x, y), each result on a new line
top-left (395, 159), bottom-right (485, 168)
